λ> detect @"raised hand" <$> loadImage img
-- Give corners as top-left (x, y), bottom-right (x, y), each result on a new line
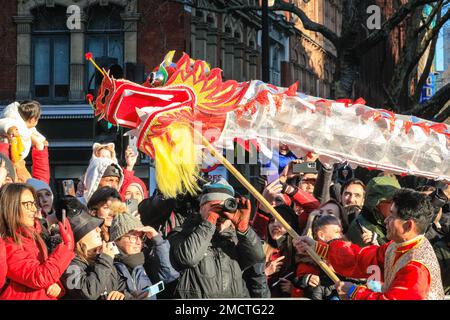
top-left (58, 218), bottom-right (75, 251)
top-left (222, 197), bottom-right (251, 233)
top-left (265, 255), bottom-right (285, 276)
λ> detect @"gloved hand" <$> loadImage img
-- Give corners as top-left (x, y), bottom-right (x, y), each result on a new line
top-left (222, 197), bottom-right (251, 233)
top-left (58, 218), bottom-right (75, 251)
top-left (281, 182), bottom-right (298, 197)
top-left (200, 202), bottom-right (222, 226)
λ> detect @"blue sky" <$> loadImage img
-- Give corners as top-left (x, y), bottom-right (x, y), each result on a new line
top-left (436, 6), bottom-right (450, 71)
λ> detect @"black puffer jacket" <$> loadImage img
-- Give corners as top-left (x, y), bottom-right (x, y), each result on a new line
top-left (168, 215), bottom-right (265, 299)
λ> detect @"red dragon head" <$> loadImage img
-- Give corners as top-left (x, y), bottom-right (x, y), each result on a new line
top-left (90, 51), bottom-right (249, 197)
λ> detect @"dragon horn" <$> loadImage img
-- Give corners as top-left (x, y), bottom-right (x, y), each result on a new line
top-left (85, 52), bottom-right (106, 77)
top-left (163, 50), bottom-right (176, 66)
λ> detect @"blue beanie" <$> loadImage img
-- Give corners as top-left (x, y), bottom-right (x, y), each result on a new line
top-left (200, 178), bottom-right (235, 206)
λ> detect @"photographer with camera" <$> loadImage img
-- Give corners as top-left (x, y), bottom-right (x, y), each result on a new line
top-left (168, 178), bottom-right (265, 298)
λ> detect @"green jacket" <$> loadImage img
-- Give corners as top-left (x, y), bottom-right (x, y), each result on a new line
top-left (347, 176), bottom-right (400, 247)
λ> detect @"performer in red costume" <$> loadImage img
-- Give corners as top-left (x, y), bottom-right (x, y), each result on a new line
top-left (294, 188), bottom-right (445, 300)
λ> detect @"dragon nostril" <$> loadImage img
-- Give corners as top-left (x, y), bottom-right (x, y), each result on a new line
top-left (101, 89), bottom-right (110, 105)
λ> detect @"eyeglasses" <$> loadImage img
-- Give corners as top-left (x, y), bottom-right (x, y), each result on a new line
top-left (123, 234), bottom-right (146, 244)
top-left (21, 201), bottom-right (38, 210)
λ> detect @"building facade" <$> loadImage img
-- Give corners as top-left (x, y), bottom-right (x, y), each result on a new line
top-left (282, 0), bottom-right (341, 99)
top-left (1, 0), bottom-right (343, 194)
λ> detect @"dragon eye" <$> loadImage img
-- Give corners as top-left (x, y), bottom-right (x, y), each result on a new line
top-left (101, 89), bottom-right (110, 105)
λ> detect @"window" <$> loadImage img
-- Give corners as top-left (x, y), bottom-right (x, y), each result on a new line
top-left (85, 5), bottom-right (124, 93)
top-left (32, 6), bottom-right (70, 102)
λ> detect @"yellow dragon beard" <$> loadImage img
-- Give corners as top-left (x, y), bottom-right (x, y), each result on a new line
top-left (151, 123), bottom-right (202, 198)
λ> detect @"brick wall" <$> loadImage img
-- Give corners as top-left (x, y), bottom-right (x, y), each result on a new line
top-left (0, 0), bottom-right (17, 103)
top-left (137, 0), bottom-right (188, 72)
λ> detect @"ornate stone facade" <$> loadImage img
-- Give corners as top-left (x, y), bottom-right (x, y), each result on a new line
top-left (285, 0), bottom-right (341, 98)
top-left (14, 0), bottom-right (140, 101)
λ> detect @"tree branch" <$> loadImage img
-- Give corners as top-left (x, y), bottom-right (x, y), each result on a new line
top-left (435, 103), bottom-right (450, 122)
top-left (409, 83), bottom-right (450, 120)
top-left (170, 0), bottom-right (261, 14)
top-left (415, 0), bottom-right (443, 36)
top-left (172, 0), bottom-right (341, 49)
top-left (271, 0), bottom-right (341, 49)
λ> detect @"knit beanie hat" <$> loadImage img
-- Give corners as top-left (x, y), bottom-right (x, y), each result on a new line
top-left (109, 212), bottom-right (144, 241)
top-left (26, 178), bottom-right (52, 194)
top-left (199, 178), bottom-right (235, 206)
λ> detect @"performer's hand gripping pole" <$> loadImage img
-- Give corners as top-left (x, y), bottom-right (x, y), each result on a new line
top-left (200, 135), bottom-right (340, 284)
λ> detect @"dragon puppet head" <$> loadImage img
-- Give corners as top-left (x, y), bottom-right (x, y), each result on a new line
top-left (87, 51), bottom-right (249, 198)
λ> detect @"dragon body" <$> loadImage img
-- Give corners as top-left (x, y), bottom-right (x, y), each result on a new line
top-left (91, 51), bottom-right (450, 198)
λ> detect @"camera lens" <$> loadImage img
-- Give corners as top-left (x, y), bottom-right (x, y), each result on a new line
top-left (223, 198), bottom-right (238, 213)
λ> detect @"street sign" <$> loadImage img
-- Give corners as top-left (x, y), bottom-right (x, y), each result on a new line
top-left (419, 73), bottom-right (435, 103)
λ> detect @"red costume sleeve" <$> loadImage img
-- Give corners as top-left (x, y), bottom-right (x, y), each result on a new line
top-left (31, 146), bottom-right (50, 184)
top-left (316, 240), bottom-right (390, 279)
top-left (351, 261), bottom-right (430, 300)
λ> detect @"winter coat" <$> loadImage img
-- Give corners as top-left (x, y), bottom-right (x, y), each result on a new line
top-left (292, 259), bottom-right (338, 300)
top-left (31, 146), bottom-right (50, 184)
top-left (347, 176), bottom-right (400, 247)
top-left (0, 226), bottom-right (74, 300)
top-left (82, 158), bottom-right (124, 203)
top-left (115, 234), bottom-right (179, 300)
top-left (168, 214), bottom-right (265, 299)
top-left (61, 253), bottom-right (130, 300)
top-left (114, 256), bottom-right (154, 299)
top-left (142, 235), bottom-right (179, 285)
top-left (0, 143), bottom-right (49, 183)
top-left (119, 168), bottom-right (148, 200)
top-left (242, 261), bottom-right (271, 298)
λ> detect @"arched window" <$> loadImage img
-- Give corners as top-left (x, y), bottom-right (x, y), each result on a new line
top-left (32, 5), bottom-right (70, 101)
top-left (85, 4), bottom-right (124, 92)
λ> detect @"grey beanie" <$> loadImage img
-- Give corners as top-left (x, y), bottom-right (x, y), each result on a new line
top-left (109, 212), bottom-right (144, 241)
top-left (199, 178), bottom-right (235, 206)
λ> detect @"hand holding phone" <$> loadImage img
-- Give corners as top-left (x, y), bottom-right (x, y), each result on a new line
top-left (62, 180), bottom-right (76, 196)
top-left (142, 281), bottom-right (165, 298)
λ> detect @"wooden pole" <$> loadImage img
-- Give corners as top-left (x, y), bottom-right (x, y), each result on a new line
top-left (200, 135), bottom-right (340, 284)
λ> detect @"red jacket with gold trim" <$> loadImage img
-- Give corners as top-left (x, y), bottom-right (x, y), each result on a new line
top-left (314, 237), bottom-right (439, 300)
